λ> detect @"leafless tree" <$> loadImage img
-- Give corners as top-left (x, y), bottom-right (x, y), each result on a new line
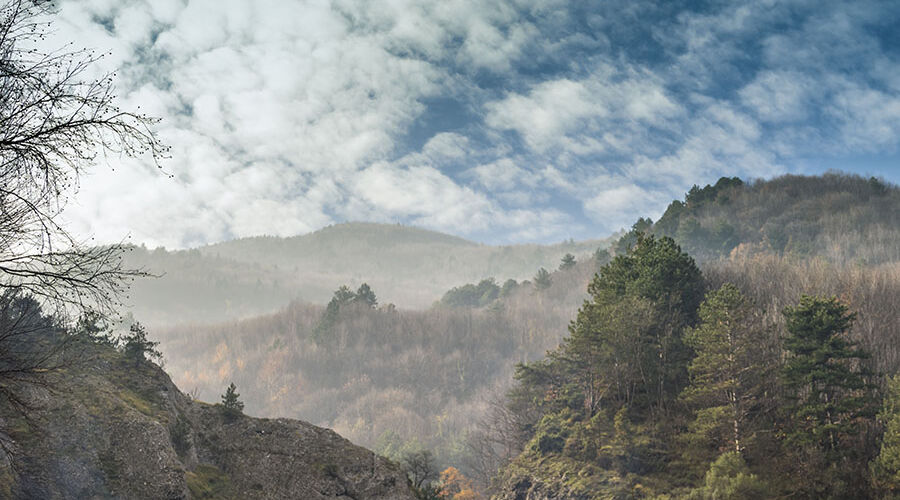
top-left (0, 0), bottom-right (166, 315)
top-left (0, 0), bottom-right (164, 464)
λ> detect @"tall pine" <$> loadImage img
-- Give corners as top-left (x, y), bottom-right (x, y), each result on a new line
top-left (680, 284), bottom-right (772, 461)
top-left (782, 295), bottom-right (876, 454)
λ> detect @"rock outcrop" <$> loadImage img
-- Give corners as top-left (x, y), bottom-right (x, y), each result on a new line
top-left (1, 344), bottom-right (414, 499)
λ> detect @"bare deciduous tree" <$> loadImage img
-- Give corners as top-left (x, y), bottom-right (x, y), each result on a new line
top-left (0, 0), bottom-right (164, 463)
top-left (0, 0), bottom-right (166, 314)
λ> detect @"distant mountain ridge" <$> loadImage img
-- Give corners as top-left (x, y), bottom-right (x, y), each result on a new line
top-left (123, 222), bottom-right (612, 326)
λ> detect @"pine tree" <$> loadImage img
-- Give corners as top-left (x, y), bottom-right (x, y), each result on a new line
top-left (559, 253), bottom-right (576, 271)
top-left (533, 268), bottom-right (552, 290)
top-left (871, 375), bottom-right (900, 496)
top-left (782, 295), bottom-right (877, 457)
top-left (680, 284), bottom-right (772, 457)
top-left (354, 283), bottom-right (378, 308)
top-left (221, 382), bottom-right (244, 420)
top-left (121, 322), bottom-right (162, 365)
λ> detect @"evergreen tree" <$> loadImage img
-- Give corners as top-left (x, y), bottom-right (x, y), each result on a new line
top-left (871, 375), bottom-right (900, 496)
top-left (680, 284), bottom-right (772, 458)
top-left (74, 310), bottom-right (116, 346)
top-left (685, 452), bottom-right (769, 500)
top-left (221, 382), bottom-right (244, 420)
top-left (121, 322), bottom-right (162, 365)
top-left (333, 285), bottom-right (356, 305)
top-left (558, 294), bottom-right (655, 415)
top-left (533, 268), bottom-right (552, 290)
top-left (354, 283), bottom-right (378, 308)
top-left (589, 234), bottom-right (703, 412)
top-left (499, 279), bottom-right (519, 297)
top-left (559, 253), bottom-right (576, 271)
top-left (782, 295), bottom-right (877, 456)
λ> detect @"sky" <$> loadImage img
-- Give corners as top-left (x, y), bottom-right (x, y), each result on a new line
top-left (49, 0), bottom-right (900, 248)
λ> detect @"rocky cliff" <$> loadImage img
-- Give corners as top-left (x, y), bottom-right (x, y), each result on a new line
top-left (1, 343), bottom-right (415, 499)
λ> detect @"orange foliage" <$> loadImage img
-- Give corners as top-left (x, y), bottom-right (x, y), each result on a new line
top-left (440, 467), bottom-right (483, 500)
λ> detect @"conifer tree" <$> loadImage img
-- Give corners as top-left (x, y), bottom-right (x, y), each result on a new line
top-left (221, 382), bottom-right (244, 420)
top-left (559, 253), bottom-right (576, 271)
top-left (533, 268), bottom-right (552, 290)
top-left (680, 284), bottom-right (772, 457)
top-left (354, 283), bottom-right (378, 308)
top-left (782, 295), bottom-right (877, 456)
top-left (121, 322), bottom-right (162, 365)
top-left (872, 375), bottom-right (900, 496)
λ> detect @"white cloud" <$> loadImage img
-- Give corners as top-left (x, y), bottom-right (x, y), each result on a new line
top-left (485, 67), bottom-right (680, 154)
top-left (38, 0), bottom-right (900, 248)
top-left (739, 71), bottom-right (812, 123)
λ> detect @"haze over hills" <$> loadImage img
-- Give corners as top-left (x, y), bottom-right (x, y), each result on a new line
top-left (122, 222), bottom-right (613, 326)
top-left (141, 173), bottom-right (900, 494)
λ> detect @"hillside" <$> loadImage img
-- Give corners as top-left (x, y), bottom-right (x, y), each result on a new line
top-left (140, 173), bottom-right (900, 495)
top-left (1, 339), bottom-right (414, 499)
top-left (151, 257), bottom-right (600, 477)
top-left (616, 172), bottom-right (899, 263)
top-left (123, 222), bottom-right (611, 326)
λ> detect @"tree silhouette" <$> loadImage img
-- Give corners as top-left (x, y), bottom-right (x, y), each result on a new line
top-left (0, 0), bottom-right (166, 314)
top-left (221, 382), bottom-right (244, 421)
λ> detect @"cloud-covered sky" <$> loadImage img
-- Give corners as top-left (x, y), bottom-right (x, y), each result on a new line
top-left (53, 0), bottom-right (900, 248)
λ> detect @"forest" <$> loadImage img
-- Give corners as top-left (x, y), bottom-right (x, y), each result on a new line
top-left (141, 173), bottom-right (900, 499)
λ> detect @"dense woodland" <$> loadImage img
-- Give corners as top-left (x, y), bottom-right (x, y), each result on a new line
top-left (143, 173), bottom-right (900, 499)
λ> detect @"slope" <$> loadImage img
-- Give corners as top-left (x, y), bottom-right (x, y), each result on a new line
top-left (1, 340), bottom-right (415, 500)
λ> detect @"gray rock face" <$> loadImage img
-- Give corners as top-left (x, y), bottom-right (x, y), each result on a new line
top-left (2, 346), bottom-right (415, 499)
top-left (492, 476), bottom-right (590, 500)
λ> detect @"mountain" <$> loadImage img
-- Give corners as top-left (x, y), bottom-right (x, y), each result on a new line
top-left (123, 222), bottom-right (612, 326)
top-left (1, 340), bottom-right (415, 499)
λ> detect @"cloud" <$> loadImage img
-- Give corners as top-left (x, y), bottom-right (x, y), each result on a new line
top-left (41, 0), bottom-right (900, 247)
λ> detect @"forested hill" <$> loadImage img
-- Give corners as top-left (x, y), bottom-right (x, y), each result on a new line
top-left (615, 172), bottom-right (899, 263)
top-left (140, 172), bottom-right (900, 497)
top-left (122, 222), bottom-right (610, 326)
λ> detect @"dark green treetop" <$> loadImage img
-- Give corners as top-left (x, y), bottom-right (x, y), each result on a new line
top-left (782, 295), bottom-right (877, 455)
top-left (221, 382), bottom-right (244, 420)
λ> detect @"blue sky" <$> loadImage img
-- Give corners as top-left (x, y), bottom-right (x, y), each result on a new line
top-left (53, 0), bottom-right (900, 247)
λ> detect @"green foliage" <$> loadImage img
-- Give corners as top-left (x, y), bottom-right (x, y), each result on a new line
top-left (530, 412), bottom-right (571, 455)
top-left (559, 253), bottom-right (576, 271)
top-left (593, 247), bottom-right (611, 270)
top-left (313, 283), bottom-right (380, 344)
top-left (169, 414), bottom-right (192, 457)
top-left (871, 376), bottom-right (900, 496)
top-left (333, 285), bottom-right (356, 306)
top-left (557, 294), bottom-right (656, 414)
top-left (683, 452), bottom-right (768, 500)
top-left (623, 173), bottom-right (900, 263)
top-left (499, 278), bottom-right (519, 297)
top-left (592, 234), bottom-right (703, 324)
top-left (120, 322), bottom-right (162, 365)
top-left (441, 278), bottom-right (500, 308)
top-left (680, 284), bottom-right (772, 460)
top-left (220, 382), bottom-right (244, 420)
top-left (613, 217), bottom-right (653, 255)
top-left (185, 464), bottom-right (233, 499)
top-left (354, 283), bottom-right (378, 308)
top-left (74, 311), bottom-right (117, 346)
top-left (533, 268), bottom-right (552, 290)
top-left (782, 295), bottom-right (877, 455)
